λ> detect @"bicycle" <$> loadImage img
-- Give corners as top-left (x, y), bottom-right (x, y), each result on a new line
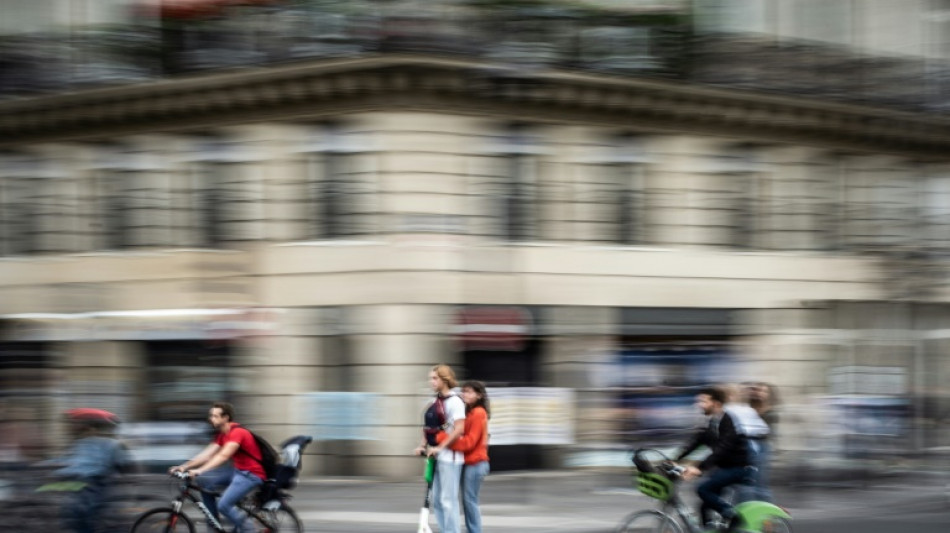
top-left (129, 471), bottom-right (303, 533)
top-left (616, 449), bottom-right (792, 533)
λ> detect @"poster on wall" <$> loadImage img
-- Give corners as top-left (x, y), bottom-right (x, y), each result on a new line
top-left (487, 387), bottom-right (574, 445)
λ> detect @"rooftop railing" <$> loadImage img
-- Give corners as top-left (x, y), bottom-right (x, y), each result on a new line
top-left (1, 1), bottom-right (947, 113)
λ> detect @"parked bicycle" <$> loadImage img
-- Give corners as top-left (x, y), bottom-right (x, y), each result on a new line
top-left (129, 471), bottom-right (302, 533)
top-left (616, 449), bottom-right (791, 533)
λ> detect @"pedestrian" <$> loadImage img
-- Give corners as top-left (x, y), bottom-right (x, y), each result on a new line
top-left (437, 380), bottom-right (490, 533)
top-left (724, 384), bottom-right (769, 504)
top-left (169, 402), bottom-right (266, 533)
top-left (414, 364), bottom-right (466, 533)
top-left (746, 382), bottom-right (779, 502)
top-left (56, 409), bottom-right (130, 533)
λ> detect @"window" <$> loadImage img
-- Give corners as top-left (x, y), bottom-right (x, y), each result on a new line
top-left (844, 157), bottom-right (918, 251)
top-left (575, 135), bottom-right (651, 244)
top-left (188, 137), bottom-right (265, 247)
top-left (922, 170), bottom-right (950, 253)
top-left (499, 125), bottom-right (541, 242)
top-left (296, 124), bottom-right (376, 240)
top-left (88, 145), bottom-right (175, 251)
top-left (97, 168), bottom-right (129, 250)
top-left (765, 151), bottom-right (840, 251)
top-left (696, 147), bottom-right (765, 249)
top-left (0, 155), bottom-right (42, 256)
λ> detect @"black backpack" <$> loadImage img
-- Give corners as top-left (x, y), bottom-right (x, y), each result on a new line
top-left (423, 395), bottom-right (448, 446)
top-left (242, 430), bottom-right (281, 481)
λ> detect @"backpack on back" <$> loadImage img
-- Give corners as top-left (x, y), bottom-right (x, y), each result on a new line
top-left (242, 430), bottom-right (281, 481)
top-left (422, 395), bottom-right (448, 446)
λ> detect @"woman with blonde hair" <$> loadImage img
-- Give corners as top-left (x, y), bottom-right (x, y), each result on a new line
top-left (414, 364), bottom-right (465, 533)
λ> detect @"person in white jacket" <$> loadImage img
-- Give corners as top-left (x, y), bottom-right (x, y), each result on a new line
top-left (724, 384), bottom-right (772, 503)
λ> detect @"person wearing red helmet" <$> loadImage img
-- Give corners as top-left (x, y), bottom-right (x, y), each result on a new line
top-left (56, 408), bottom-right (130, 533)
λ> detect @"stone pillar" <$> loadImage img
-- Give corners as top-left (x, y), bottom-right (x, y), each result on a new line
top-left (346, 304), bottom-right (453, 479)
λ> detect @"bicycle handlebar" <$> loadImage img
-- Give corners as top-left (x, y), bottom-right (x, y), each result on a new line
top-left (633, 449), bottom-right (686, 479)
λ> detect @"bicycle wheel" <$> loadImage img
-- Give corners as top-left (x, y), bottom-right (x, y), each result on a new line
top-left (258, 503), bottom-right (303, 533)
top-left (616, 509), bottom-right (684, 533)
top-left (129, 508), bottom-right (196, 533)
top-left (760, 516), bottom-right (792, 533)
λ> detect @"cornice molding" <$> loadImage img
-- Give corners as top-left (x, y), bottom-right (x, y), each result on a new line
top-left (2, 54), bottom-right (949, 154)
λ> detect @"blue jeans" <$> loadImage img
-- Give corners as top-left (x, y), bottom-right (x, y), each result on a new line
top-left (697, 466), bottom-right (754, 525)
top-left (734, 441), bottom-right (773, 504)
top-left (61, 481), bottom-right (105, 533)
top-left (431, 460), bottom-right (463, 533)
top-left (196, 466), bottom-right (263, 533)
top-left (461, 461), bottom-right (490, 533)
top-left (753, 441), bottom-right (773, 502)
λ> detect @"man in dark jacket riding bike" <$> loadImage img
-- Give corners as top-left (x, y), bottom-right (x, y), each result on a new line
top-left (674, 385), bottom-right (755, 532)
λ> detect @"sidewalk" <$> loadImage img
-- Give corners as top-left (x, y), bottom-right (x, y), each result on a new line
top-left (281, 467), bottom-right (950, 532)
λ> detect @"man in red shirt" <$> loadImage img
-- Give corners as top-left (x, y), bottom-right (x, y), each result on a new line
top-left (170, 402), bottom-right (266, 533)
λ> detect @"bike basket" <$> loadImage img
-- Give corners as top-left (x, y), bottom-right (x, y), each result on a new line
top-left (636, 472), bottom-right (674, 501)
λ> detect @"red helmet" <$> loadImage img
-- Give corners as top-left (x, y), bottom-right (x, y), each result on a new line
top-left (65, 408), bottom-right (120, 425)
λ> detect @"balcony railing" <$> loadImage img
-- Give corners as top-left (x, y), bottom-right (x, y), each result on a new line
top-left (1, 1), bottom-right (947, 114)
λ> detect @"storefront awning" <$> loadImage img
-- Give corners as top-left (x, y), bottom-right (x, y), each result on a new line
top-left (0, 308), bottom-right (279, 342)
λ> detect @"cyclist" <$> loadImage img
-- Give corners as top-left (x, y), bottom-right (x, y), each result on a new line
top-left (56, 408), bottom-right (130, 533)
top-left (674, 385), bottom-right (755, 532)
top-left (170, 402), bottom-right (265, 533)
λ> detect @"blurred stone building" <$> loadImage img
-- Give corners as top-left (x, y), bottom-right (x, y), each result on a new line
top-left (1, 0), bottom-right (950, 477)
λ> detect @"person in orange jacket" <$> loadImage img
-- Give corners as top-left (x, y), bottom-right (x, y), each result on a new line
top-left (437, 380), bottom-right (490, 533)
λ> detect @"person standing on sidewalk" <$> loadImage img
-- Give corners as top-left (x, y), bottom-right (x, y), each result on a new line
top-left (414, 364), bottom-right (466, 533)
top-left (169, 402), bottom-right (265, 533)
top-left (437, 380), bottom-right (491, 533)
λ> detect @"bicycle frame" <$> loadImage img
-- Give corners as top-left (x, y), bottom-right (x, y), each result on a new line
top-left (629, 449), bottom-right (791, 533)
top-left (651, 489), bottom-right (791, 533)
top-left (168, 474), bottom-right (272, 533)
top-left (168, 478), bottom-right (228, 532)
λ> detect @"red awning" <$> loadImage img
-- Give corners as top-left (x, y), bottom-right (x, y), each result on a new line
top-left (455, 306), bottom-right (532, 352)
top-left (137, 0), bottom-right (282, 20)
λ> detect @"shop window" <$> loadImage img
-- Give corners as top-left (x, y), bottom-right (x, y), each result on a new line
top-left (0, 342), bottom-right (54, 459)
top-left (145, 341), bottom-right (233, 421)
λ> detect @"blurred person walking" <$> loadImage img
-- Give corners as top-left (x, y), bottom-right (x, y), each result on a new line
top-left (723, 384), bottom-right (770, 504)
top-left (746, 382), bottom-right (779, 502)
top-left (414, 364), bottom-right (466, 533)
top-left (674, 385), bottom-right (755, 532)
top-left (437, 380), bottom-right (491, 533)
top-left (56, 409), bottom-right (130, 533)
top-left (169, 402), bottom-right (265, 533)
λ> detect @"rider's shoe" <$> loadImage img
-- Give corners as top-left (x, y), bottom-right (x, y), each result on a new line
top-left (723, 513), bottom-right (743, 533)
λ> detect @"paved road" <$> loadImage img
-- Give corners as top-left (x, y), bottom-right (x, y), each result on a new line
top-left (6, 468), bottom-right (946, 532)
top-left (275, 469), bottom-right (950, 532)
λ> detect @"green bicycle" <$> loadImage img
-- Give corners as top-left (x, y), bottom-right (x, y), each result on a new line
top-left (616, 449), bottom-right (792, 533)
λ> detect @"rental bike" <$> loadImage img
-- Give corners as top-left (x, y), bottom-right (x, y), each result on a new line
top-left (616, 449), bottom-right (791, 533)
top-left (129, 471), bottom-right (303, 533)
